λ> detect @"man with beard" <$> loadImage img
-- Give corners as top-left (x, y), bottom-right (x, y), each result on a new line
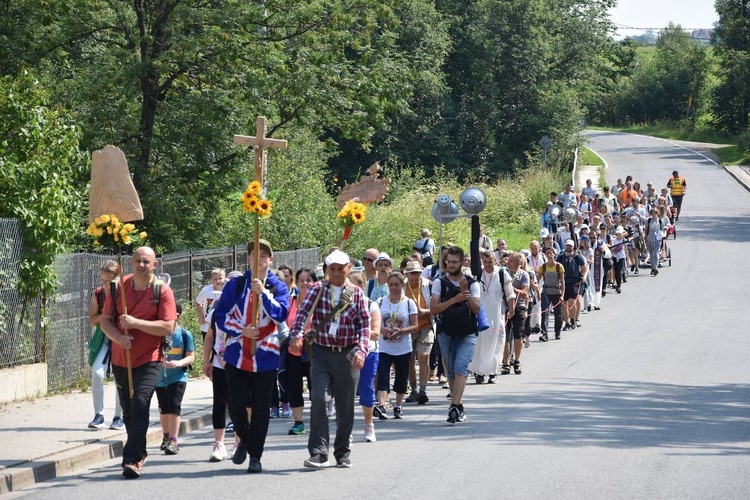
top-left (430, 246), bottom-right (481, 423)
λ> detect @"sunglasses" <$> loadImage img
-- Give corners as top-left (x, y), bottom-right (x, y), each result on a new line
top-left (363, 257), bottom-right (375, 262)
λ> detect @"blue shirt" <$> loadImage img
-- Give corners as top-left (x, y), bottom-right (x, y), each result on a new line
top-left (157, 327), bottom-right (195, 387)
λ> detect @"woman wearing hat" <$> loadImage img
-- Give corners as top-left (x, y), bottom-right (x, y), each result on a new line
top-left (403, 260), bottom-right (434, 402)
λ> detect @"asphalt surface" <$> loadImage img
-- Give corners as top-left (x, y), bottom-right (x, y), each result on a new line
top-left (7, 131), bottom-right (750, 499)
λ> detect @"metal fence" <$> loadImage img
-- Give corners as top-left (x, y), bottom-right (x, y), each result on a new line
top-left (0, 219), bottom-right (42, 368)
top-left (0, 217), bottom-right (321, 391)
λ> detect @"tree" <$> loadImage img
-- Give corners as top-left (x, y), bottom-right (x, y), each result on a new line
top-left (0, 72), bottom-right (87, 300)
top-left (712, 0), bottom-right (750, 133)
top-left (2, 0), bottom-right (416, 250)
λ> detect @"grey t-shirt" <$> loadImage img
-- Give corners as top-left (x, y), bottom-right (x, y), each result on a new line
top-left (510, 269), bottom-right (530, 309)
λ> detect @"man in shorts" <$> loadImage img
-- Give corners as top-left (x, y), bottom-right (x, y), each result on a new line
top-left (430, 246), bottom-right (480, 424)
top-left (557, 239), bottom-right (588, 330)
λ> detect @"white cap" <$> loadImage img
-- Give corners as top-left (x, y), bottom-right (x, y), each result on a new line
top-left (540, 228), bottom-right (550, 239)
top-left (615, 226), bottom-right (625, 234)
top-left (565, 239), bottom-right (575, 247)
top-left (374, 252), bottom-right (394, 267)
top-left (325, 250), bottom-right (350, 266)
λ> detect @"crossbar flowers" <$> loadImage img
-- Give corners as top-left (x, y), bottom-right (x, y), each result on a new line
top-left (87, 214), bottom-right (147, 249)
top-left (337, 199), bottom-right (367, 248)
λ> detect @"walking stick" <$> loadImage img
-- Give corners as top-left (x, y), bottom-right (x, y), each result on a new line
top-left (117, 253), bottom-right (134, 399)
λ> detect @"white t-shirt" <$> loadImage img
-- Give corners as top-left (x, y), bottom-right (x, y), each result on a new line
top-left (431, 275), bottom-right (482, 299)
top-left (414, 237), bottom-right (436, 256)
top-left (196, 284), bottom-right (222, 332)
top-left (377, 295), bottom-right (417, 356)
top-left (582, 186), bottom-right (598, 199)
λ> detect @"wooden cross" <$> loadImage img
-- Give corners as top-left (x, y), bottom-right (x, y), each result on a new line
top-left (234, 116), bottom-right (287, 354)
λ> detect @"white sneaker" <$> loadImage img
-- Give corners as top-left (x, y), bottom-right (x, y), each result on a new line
top-left (210, 441), bottom-right (227, 462)
top-left (364, 423), bottom-right (376, 442)
top-left (524, 336), bottom-right (531, 348)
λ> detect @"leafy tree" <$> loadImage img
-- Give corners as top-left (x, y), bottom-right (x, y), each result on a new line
top-left (712, 0), bottom-right (750, 133)
top-left (2, 0), bottom-right (416, 250)
top-left (0, 71), bottom-right (87, 300)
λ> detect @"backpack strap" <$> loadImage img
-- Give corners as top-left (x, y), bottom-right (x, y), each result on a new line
top-left (367, 279), bottom-right (375, 299)
top-left (181, 327), bottom-right (192, 372)
top-left (151, 277), bottom-right (163, 307)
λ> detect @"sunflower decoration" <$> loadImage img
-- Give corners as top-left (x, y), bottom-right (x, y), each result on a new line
top-left (87, 214), bottom-right (147, 249)
top-left (241, 181), bottom-right (277, 220)
top-left (337, 199), bottom-right (368, 245)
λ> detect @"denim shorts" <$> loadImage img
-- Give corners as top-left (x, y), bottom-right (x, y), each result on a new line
top-left (437, 332), bottom-right (476, 380)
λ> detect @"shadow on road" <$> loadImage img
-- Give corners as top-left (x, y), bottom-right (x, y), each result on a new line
top-left (676, 214), bottom-right (750, 244)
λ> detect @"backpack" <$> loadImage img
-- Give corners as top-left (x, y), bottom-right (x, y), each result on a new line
top-left (417, 239), bottom-right (434, 267)
top-left (109, 276), bottom-right (164, 317)
top-left (435, 275), bottom-right (478, 337)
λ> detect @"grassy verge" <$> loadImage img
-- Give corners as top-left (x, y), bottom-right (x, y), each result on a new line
top-left (578, 146), bottom-right (605, 167)
top-left (712, 145), bottom-right (750, 166)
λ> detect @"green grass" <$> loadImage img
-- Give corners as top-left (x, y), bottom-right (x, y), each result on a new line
top-left (578, 146), bottom-right (605, 167)
top-left (712, 145), bottom-right (750, 166)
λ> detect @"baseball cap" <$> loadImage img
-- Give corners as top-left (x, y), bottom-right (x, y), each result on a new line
top-left (247, 239), bottom-right (273, 256)
top-left (325, 250), bottom-right (350, 266)
top-left (565, 239), bottom-right (575, 247)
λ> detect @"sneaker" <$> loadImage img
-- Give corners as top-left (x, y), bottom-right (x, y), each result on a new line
top-left (225, 422), bottom-right (234, 434)
top-left (303, 454), bottom-right (330, 468)
top-left (110, 416), bottom-right (124, 430)
top-left (442, 381), bottom-right (450, 389)
top-left (570, 320), bottom-right (576, 330)
top-left (270, 407), bottom-right (280, 418)
top-left (555, 333), bottom-right (561, 340)
top-left (405, 389), bottom-right (419, 403)
top-left (630, 264), bottom-right (635, 272)
top-left (232, 441), bottom-right (248, 465)
top-left (88, 413), bottom-right (105, 430)
top-left (524, 335), bottom-right (531, 348)
top-left (438, 375), bottom-right (447, 384)
top-left (428, 369), bottom-right (437, 381)
top-left (210, 441), bottom-right (227, 462)
top-left (417, 390), bottom-right (429, 404)
top-left (540, 334), bottom-right (548, 342)
top-left (457, 405), bottom-right (466, 422)
top-left (327, 398), bottom-right (336, 418)
top-left (288, 422), bottom-right (306, 435)
top-left (447, 405), bottom-right (459, 424)
top-left (364, 423), bottom-right (376, 442)
top-left (373, 404), bottom-right (388, 420)
top-left (487, 375), bottom-right (497, 384)
top-left (336, 456), bottom-right (352, 468)
top-left (160, 436), bottom-right (170, 451)
top-left (575, 320), bottom-right (581, 328)
top-left (165, 439), bottom-right (179, 455)
top-left (393, 406), bottom-right (403, 419)
top-left (475, 374), bottom-right (485, 384)
top-left (281, 403), bottom-right (292, 418)
top-left (247, 457), bottom-right (262, 473)
top-left (562, 323), bottom-right (570, 331)
top-left (654, 269), bottom-right (659, 276)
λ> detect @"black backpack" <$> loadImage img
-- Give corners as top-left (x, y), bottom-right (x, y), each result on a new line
top-left (435, 275), bottom-right (478, 337)
top-left (416, 239), bottom-right (434, 267)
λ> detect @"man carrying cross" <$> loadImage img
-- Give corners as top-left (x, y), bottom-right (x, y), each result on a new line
top-left (100, 246), bottom-right (177, 479)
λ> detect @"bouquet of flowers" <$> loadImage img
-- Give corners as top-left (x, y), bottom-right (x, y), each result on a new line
top-left (241, 181), bottom-right (273, 219)
top-left (86, 214), bottom-right (147, 248)
top-left (337, 199), bottom-right (367, 242)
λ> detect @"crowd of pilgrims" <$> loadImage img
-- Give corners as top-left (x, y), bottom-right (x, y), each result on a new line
top-left (184, 174), bottom-right (681, 463)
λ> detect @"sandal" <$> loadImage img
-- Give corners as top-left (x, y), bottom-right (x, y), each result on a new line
top-left (513, 361), bottom-right (522, 375)
top-left (501, 364), bottom-right (511, 375)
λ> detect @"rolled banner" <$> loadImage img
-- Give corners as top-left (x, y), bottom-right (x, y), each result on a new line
top-left (343, 226), bottom-right (352, 240)
top-left (476, 304), bottom-right (490, 332)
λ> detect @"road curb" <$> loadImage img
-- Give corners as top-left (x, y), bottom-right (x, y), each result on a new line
top-left (723, 165), bottom-right (750, 194)
top-left (0, 408), bottom-right (212, 495)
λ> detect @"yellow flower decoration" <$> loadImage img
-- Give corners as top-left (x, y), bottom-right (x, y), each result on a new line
top-left (87, 214), bottom-right (146, 249)
top-left (351, 209), bottom-right (365, 224)
top-left (246, 181), bottom-right (262, 195)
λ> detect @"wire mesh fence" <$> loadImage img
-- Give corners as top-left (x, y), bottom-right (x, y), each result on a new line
top-left (0, 217), bottom-right (322, 392)
top-left (0, 219), bottom-right (42, 368)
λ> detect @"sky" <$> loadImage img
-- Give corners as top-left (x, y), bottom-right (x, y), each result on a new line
top-left (608, 0), bottom-right (718, 38)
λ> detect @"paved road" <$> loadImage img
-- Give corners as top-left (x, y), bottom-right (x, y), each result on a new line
top-left (11, 131), bottom-right (750, 499)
